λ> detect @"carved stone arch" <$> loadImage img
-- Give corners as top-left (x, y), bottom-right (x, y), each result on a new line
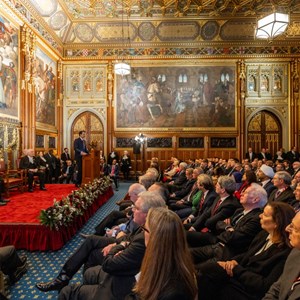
top-left (68, 110), bottom-right (105, 159)
top-left (247, 110), bottom-right (282, 157)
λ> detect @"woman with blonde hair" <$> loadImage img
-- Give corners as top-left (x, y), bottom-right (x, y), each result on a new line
top-left (127, 207), bottom-right (197, 300)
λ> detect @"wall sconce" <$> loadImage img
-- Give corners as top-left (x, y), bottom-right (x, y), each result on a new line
top-left (256, 12), bottom-right (289, 39)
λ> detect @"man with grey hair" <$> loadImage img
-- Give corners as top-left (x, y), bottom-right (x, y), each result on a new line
top-left (191, 183), bottom-right (267, 264)
top-left (36, 191), bottom-right (166, 294)
top-left (186, 175), bottom-right (241, 247)
top-left (268, 171), bottom-right (295, 205)
top-left (92, 183), bottom-right (146, 236)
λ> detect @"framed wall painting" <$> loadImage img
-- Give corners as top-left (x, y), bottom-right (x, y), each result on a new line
top-left (49, 136), bottom-right (56, 148)
top-left (35, 135), bottom-right (44, 148)
top-left (179, 137), bottom-right (204, 148)
top-left (210, 137), bottom-right (236, 148)
top-left (0, 13), bottom-right (19, 120)
top-left (34, 46), bottom-right (57, 131)
top-left (114, 62), bottom-right (236, 131)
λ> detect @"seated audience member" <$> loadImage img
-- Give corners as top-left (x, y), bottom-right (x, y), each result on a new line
top-left (291, 172), bottom-right (300, 191)
top-left (268, 171), bottom-right (295, 205)
top-left (183, 174), bottom-right (217, 226)
top-left (163, 158), bottom-right (180, 181)
top-left (233, 170), bottom-right (257, 200)
top-left (263, 212), bottom-right (300, 300)
top-left (0, 245), bottom-right (27, 284)
top-left (283, 160), bottom-right (293, 175)
top-left (186, 176), bottom-right (241, 247)
top-left (126, 207), bottom-right (198, 300)
top-left (169, 168), bottom-right (202, 218)
top-left (147, 182), bottom-right (170, 203)
top-left (59, 160), bottom-right (74, 184)
top-left (139, 174), bottom-right (156, 190)
top-left (275, 163), bottom-right (285, 172)
top-left (190, 183), bottom-right (267, 265)
top-left (93, 183), bottom-right (146, 236)
top-left (19, 148), bottom-right (46, 192)
top-left (292, 161), bottom-right (300, 179)
top-left (231, 171), bottom-right (242, 191)
top-left (257, 164), bottom-right (276, 197)
top-left (292, 183), bottom-right (300, 212)
top-left (169, 168), bottom-right (196, 200)
top-left (36, 191), bottom-right (166, 294)
top-left (108, 159), bottom-right (119, 191)
top-left (167, 161), bottom-right (188, 189)
top-left (212, 166), bottom-right (225, 185)
top-left (197, 202), bottom-right (295, 300)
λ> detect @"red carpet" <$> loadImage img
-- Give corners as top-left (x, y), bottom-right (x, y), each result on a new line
top-left (0, 184), bottom-right (113, 251)
top-left (0, 184), bottom-right (77, 223)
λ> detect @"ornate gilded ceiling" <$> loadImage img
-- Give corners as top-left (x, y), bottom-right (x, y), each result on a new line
top-left (3, 0), bottom-right (300, 58)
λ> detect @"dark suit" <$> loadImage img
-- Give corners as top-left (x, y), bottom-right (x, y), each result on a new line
top-left (61, 152), bottom-right (71, 164)
top-left (286, 151), bottom-right (300, 163)
top-left (44, 152), bottom-right (57, 183)
top-left (169, 178), bottom-right (196, 199)
top-left (19, 155), bottom-right (46, 190)
top-left (263, 248), bottom-right (300, 300)
top-left (257, 152), bottom-right (267, 161)
top-left (190, 207), bottom-right (262, 264)
top-left (245, 151), bottom-right (257, 162)
top-left (74, 137), bottom-right (89, 185)
top-left (192, 190), bottom-right (218, 218)
top-left (268, 187), bottom-right (295, 205)
top-left (197, 230), bottom-right (292, 300)
top-left (186, 194), bottom-right (241, 247)
top-left (58, 230), bottom-right (146, 300)
top-left (262, 180), bottom-right (276, 198)
top-left (59, 165), bottom-right (74, 184)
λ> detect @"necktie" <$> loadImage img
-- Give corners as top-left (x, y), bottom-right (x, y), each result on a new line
top-left (66, 166), bottom-right (69, 174)
top-left (211, 198), bottom-right (222, 216)
top-left (275, 190), bottom-right (281, 199)
top-left (232, 211), bottom-right (244, 226)
top-left (112, 165), bottom-right (115, 175)
top-left (199, 193), bottom-right (205, 211)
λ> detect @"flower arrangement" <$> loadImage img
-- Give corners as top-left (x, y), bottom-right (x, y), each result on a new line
top-left (39, 176), bottom-right (111, 230)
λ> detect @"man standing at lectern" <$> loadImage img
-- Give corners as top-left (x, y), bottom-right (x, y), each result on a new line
top-left (74, 131), bottom-right (89, 187)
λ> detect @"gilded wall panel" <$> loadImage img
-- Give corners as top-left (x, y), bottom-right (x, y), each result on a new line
top-left (65, 65), bottom-right (107, 105)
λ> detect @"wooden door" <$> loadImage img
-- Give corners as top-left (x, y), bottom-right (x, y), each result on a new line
top-left (71, 112), bottom-right (104, 158)
top-left (247, 110), bottom-right (282, 157)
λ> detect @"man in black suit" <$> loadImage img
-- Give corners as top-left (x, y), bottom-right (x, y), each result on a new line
top-left (36, 191), bottom-right (166, 297)
top-left (19, 149), bottom-right (46, 192)
top-left (168, 168), bottom-right (196, 200)
top-left (166, 161), bottom-right (188, 193)
top-left (44, 149), bottom-right (57, 183)
top-left (257, 147), bottom-right (267, 161)
top-left (186, 175), bottom-right (241, 247)
top-left (257, 164), bottom-right (276, 197)
top-left (286, 146), bottom-right (300, 164)
top-left (59, 160), bottom-right (74, 184)
top-left (182, 174), bottom-right (217, 225)
top-left (74, 131), bottom-right (89, 187)
top-left (190, 183), bottom-right (267, 264)
top-left (245, 147), bottom-right (256, 162)
top-left (60, 148), bottom-right (71, 166)
top-left (268, 171), bottom-right (295, 205)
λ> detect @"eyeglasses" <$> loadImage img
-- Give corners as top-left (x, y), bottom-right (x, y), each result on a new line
top-left (287, 222), bottom-right (300, 233)
top-left (140, 225), bottom-right (149, 233)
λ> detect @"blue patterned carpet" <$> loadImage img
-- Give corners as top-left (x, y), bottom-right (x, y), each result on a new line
top-left (5, 182), bottom-right (131, 300)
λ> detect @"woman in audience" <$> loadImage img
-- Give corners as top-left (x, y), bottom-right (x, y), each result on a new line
top-left (234, 169), bottom-right (257, 200)
top-left (126, 207), bottom-right (198, 300)
top-left (197, 202), bottom-right (295, 300)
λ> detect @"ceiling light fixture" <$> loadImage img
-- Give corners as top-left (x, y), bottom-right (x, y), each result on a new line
top-left (256, 12), bottom-right (289, 39)
top-left (114, 0), bottom-right (131, 76)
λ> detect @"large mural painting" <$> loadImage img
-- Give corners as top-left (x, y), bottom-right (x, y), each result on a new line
top-left (34, 47), bottom-right (56, 127)
top-left (0, 14), bottom-right (18, 119)
top-left (115, 65), bottom-right (236, 130)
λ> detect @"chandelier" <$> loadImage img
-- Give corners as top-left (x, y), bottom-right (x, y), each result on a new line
top-left (255, 12), bottom-right (289, 39)
top-left (114, 0), bottom-right (131, 76)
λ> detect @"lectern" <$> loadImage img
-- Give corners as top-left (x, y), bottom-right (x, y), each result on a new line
top-left (82, 149), bottom-right (100, 184)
